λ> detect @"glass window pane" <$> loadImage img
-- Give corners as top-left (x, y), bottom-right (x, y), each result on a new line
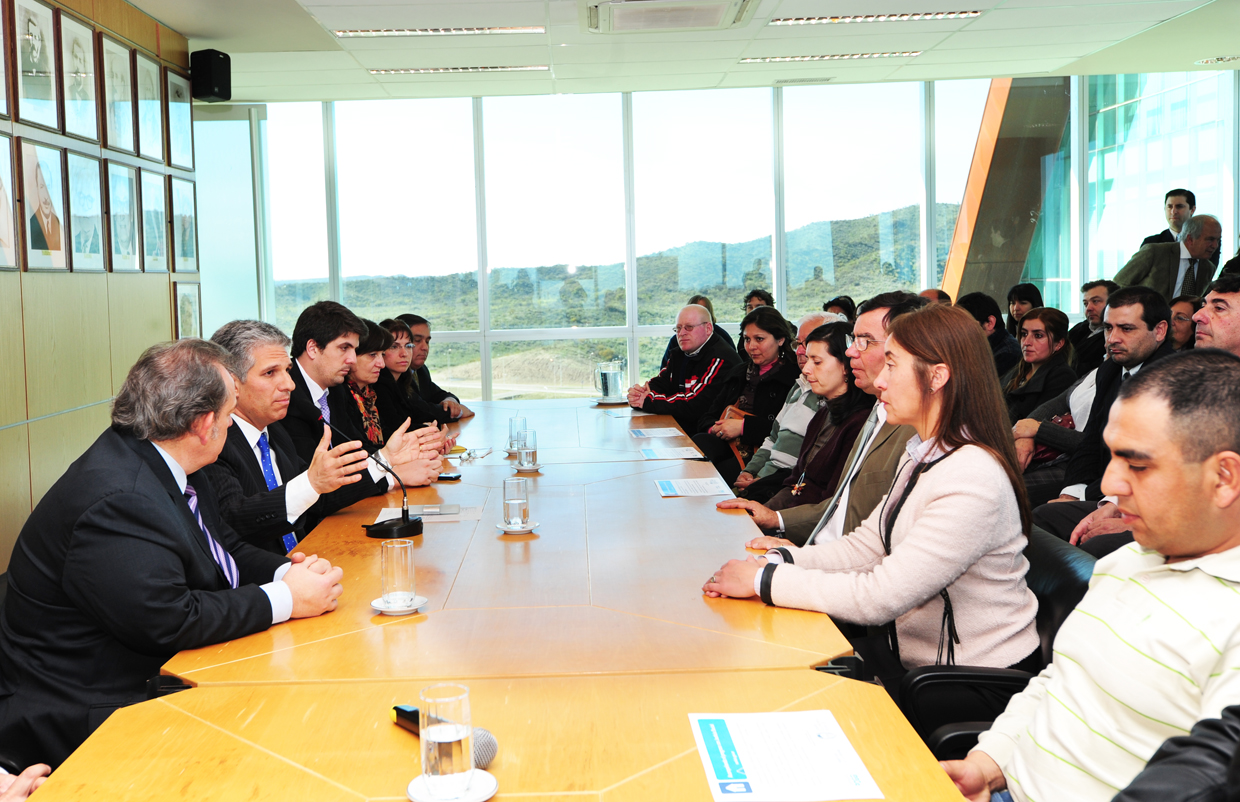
top-left (633, 88), bottom-right (773, 326)
top-left (782, 84), bottom-right (921, 321)
top-left (1087, 71), bottom-right (1235, 282)
top-left (195, 119), bottom-right (259, 333)
top-left (638, 334), bottom-right (673, 383)
top-left (425, 340), bottom-right (482, 402)
top-left (336, 99), bottom-right (479, 330)
top-left (484, 95), bottom-right (625, 330)
top-left (934, 79), bottom-right (991, 288)
top-left (491, 338), bottom-right (627, 400)
top-left (266, 103), bottom-right (329, 333)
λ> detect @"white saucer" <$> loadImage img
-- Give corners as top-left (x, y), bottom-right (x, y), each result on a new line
top-left (371, 595), bottom-right (428, 616)
top-left (503, 447), bottom-right (519, 456)
top-left (407, 769), bottom-right (497, 802)
top-left (496, 521), bottom-right (539, 534)
top-left (513, 463), bottom-right (543, 473)
top-left (593, 396), bottom-right (627, 405)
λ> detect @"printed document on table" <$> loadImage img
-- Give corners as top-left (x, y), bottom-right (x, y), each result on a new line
top-left (689, 710), bottom-right (883, 802)
top-left (655, 477), bottom-right (732, 497)
top-left (640, 447), bottom-right (701, 460)
top-left (629, 428), bottom-right (683, 438)
top-left (374, 506), bottom-right (483, 524)
top-left (605, 408), bottom-right (654, 418)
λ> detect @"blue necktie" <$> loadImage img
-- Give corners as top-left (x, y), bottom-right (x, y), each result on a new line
top-left (184, 483), bottom-right (240, 589)
top-left (317, 391), bottom-right (331, 424)
top-left (258, 432), bottom-right (299, 554)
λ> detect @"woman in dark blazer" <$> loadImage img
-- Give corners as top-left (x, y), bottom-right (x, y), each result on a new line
top-left (693, 306), bottom-right (800, 485)
top-left (373, 318), bottom-right (450, 440)
top-left (1001, 307), bottom-right (1077, 424)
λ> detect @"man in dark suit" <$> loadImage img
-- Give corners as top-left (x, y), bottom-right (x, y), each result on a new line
top-left (0, 340), bottom-right (344, 769)
top-left (1067, 279), bottom-right (1118, 377)
top-left (1032, 287), bottom-right (1174, 557)
top-left (956, 292), bottom-right (1021, 376)
top-left (1115, 215), bottom-right (1222, 301)
top-left (206, 320), bottom-right (439, 555)
top-left (396, 313), bottom-right (472, 421)
top-left (1140, 188), bottom-right (1222, 266)
top-left (715, 292), bottom-right (926, 544)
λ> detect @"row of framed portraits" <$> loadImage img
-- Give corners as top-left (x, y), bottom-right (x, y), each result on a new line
top-left (2, 0), bottom-right (192, 169)
top-left (0, 133), bottom-right (197, 272)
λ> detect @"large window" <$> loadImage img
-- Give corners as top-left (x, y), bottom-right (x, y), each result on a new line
top-left (633, 89), bottom-right (773, 326)
top-left (484, 94), bottom-right (625, 330)
top-left (1088, 71), bottom-right (1236, 281)
top-left (934, 80), bottom-right (991, 287)
top-left (266, 103), bottom-right (329, 333)
top-left (335, 99), bottom-right (478, 330)
top-left (491, 338), bottom-right (627, 400)
top-left (783, 83), bottom-right (922, 320)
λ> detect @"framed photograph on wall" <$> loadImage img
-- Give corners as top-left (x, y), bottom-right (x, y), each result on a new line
top-left (60, 15), bottom-right (98, 141)
top-left (170, 177), bottom-right (196, 272)
top-left (101, 36), bottom-right (134, 153)
top-left (166, 71), bottom-right (193, 170)
top-left (140, 171), bottom-right (166, 272)
top-left (14, 0), bottom-right (58, 130)
top-left (135, 53), bottom-right (162, 162)
top-left (106, 161), bottom-right (138, 270)
top-left (174, 281), bottom-right (200, 338)
top-left (67, 152), bottom-right (103, 271)
top-left (20, 140), bottom-right (65, 269)
top-left (0, 137), bottom-right (16, 267)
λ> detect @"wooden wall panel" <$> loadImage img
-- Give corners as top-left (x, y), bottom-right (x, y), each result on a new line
top-left (159, 27), bottom-right (190, 69)
top-left (58, 0), bottom-right (92, 18)
top-left (0, 425), bottom-right (31, 573)
top-left (0, 272), bottom-right (26, 428)
top-left (108, 272), bottom-right (173, 394)
top-left (28, 403), bottom-right (111, 507)
top-left (93, 0), bottom-right (159, 53)
top-left (22, 272), bottom-right (113, 419)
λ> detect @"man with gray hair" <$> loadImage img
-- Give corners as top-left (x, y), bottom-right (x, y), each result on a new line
top-left (205, 320), bottom-right (440, 555)
top-left (0, 339), bottom-right (345, 769)
top-left (1115, 213), bottom-right (1224, 300)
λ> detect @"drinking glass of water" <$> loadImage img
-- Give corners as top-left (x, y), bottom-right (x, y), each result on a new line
top-left (507, 416), bottom-right (526, 451)
top-left (419, 683), bottom-right (474, 799)
top-left (517, 429), bottom-right (537, 467)
top-left (503, 478), bottom-right (529, 527)
top-left (380, 539), bottom-right (416, 609)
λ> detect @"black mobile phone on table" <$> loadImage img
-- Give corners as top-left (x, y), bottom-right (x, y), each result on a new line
top-left (437, 472), bottom-right (462, 481)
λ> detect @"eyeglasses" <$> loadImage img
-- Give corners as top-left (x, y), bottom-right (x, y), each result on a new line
top-left (1173, 314), bottom-right (1194, 324)
top-left (387, 343), bottom-right (415, 352)
top-left (673, 323), bottom-right (706, 335)
top-left (852, 335), bottom-right (885, 352)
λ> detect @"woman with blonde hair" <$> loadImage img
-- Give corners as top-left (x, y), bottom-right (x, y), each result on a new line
top-left (705, 303), bottom-right (1039, 683)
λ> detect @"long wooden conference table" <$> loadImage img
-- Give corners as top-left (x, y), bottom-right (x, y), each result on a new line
top-left (35, 400), bottom-right (962, 801)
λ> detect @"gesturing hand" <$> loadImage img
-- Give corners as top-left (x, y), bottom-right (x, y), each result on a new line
top-left (307, 424), bottom-right (369, 494)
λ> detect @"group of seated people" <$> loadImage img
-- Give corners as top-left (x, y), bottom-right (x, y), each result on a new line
top-left (0, 302), bottom-right (469, 788)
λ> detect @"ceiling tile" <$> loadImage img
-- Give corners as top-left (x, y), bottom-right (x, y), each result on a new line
top-left (936, 21), bottom-right (1150, 48)
top-left (913, 41), bottom-right (1111, 63)
top-left (550, 41), bottom-right (751, 63)
top-left (961, 1), bottom-right (1205, 30)
top-left (305, 2), bottom-right (547, 29)
top-left (233, 68), bottom-right (377, 87)
top-left (752, 18), bottom-right (970, 38)
top-left (768, 0), bottom-right (1002, 15)
top-left (348, 45), bottom-right (552, 68)
top-left (231, 51), bottom-right (363, 71)
top-left (551, 59), bottom-right (740, 79)
top-left (887, 58), bottom-right (1070, 79)
top-left (740, 31), bottom-right (951, 56)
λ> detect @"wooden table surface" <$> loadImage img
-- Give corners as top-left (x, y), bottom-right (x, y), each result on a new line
top-left (38, 400), bottom-right (961, 801)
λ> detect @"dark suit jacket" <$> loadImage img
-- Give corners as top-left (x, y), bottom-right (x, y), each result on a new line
top-left (274, 360), bottom-right (378, 467)
top-left (1063, 338), bottom-right (1175, 500)
top-left (201, 422), bottom-right (382, 554)
top-left (1142, 228), bottom-right (1222, 267)
top-left (777, 418), bottom-right (917, 544)
top-left (1068, 321), bottom-right (1107, 377)
top-left (28, 212), bottom-right (61, 251)
top-left (1115, 242), bottom-right (1217, 300)
top-left (0, 426), bottom-right (287, 768)
top-left (375, 369), bottom-right (450, 434)
top-left (411, 366), bottom-right (458, 414)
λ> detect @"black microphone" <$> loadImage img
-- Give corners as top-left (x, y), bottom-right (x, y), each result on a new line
top-left (318, 414), bottom-right (422, 539)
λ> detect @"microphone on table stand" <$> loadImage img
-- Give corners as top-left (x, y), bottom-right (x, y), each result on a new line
top-left (318, 415), bottom-right (423, 539)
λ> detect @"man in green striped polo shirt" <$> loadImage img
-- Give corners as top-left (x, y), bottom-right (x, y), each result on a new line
top-left (943, 349), bottom-right (1240, 802)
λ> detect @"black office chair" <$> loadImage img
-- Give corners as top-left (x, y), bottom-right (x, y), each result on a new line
top-left (898, 526), bottom-right (1096, 760)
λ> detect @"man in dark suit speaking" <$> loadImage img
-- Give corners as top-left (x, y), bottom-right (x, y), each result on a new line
top-left (0, 340), bottom-right (344, 769)
top-left (1115, 214), bottom-right (1222, 301)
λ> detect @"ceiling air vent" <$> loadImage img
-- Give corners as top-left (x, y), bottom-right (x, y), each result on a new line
top-left (588, 0), bottom-right (756, 34)
top-left (774, 77), bottom-right (834, 86)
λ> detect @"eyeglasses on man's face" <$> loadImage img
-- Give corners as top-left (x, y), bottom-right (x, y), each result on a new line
top-left (673, 323), bottom-right (706, 335)
top-left (852, 335), bottom-right (885, 352)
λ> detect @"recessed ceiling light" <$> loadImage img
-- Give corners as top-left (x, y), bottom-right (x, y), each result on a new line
top-left (740, 52), bottom-right (922, 63)
top-left (769, 12), bottom-right (980, 25)
top-left (370, 65), bottom-right (550, 74)
top-left (1195, 55), bottom-right (1240, 65)
top-left (335, 26), bottom-right (545, 37)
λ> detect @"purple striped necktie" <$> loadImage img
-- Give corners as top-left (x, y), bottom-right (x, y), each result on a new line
top-left (184, 483), bottom-right (240, 589)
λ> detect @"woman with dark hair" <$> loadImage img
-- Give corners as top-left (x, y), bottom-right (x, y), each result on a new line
top-left (343, 318), bottom-right (394, 450)
top-left (764, 321), bottom-right (874, 512)
top-left (1005, 282), bottom-right (1044, 337)
top-left (373, 318), bottom-right (454, 438)
top-left (693, 306), bottom-right (801, 485)
top-left (1001, 307), bottom-right (1076, 424)
top-left (824, 295), bottom-right (857, 323)
top-left (706, 304), bottom-right (1039, 682)
top-left (1170, 295), bottom-right (1204, 351)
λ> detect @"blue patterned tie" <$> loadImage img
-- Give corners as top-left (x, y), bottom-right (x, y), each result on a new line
top-left (184, 483), bottom-right (240, 589)
top-left (258, 432), bottom-right (299, 553)
top-left (317, 391), bottom-right (331, 424)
